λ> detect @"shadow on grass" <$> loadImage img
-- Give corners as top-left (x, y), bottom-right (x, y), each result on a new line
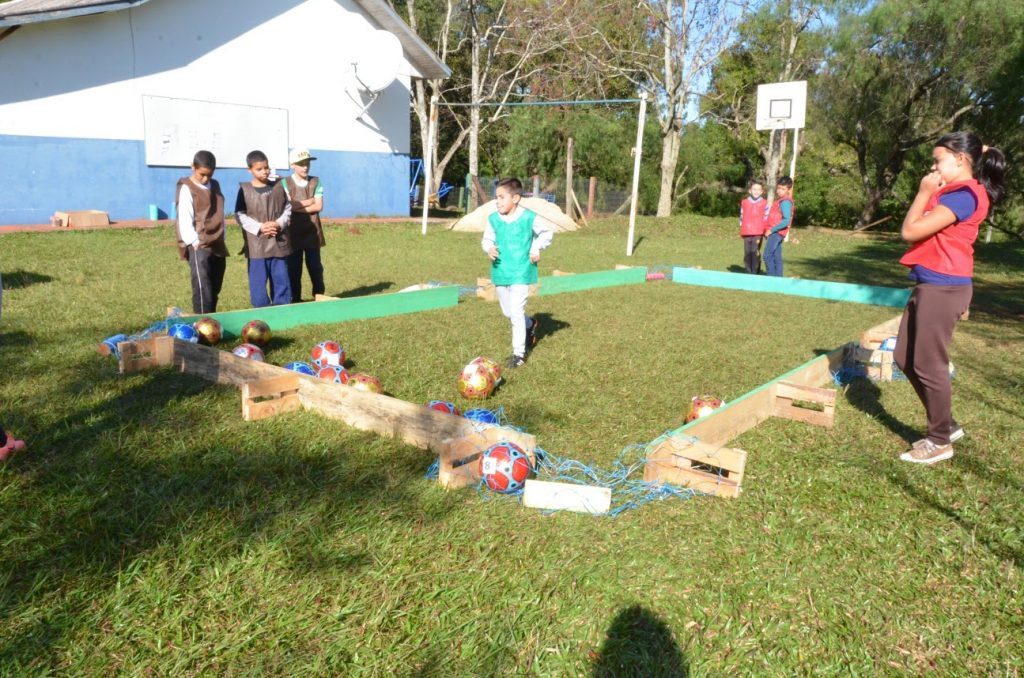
top-left (843, 378), bottom-right (920, 444)
top-left (592, 605), bottom-right (688, 677)
top-left (0, 367), bottom-right (452, 665)
top-left (0, 330), bottom-right (34, 348)
top-left (1, 270), bottom-right (55, 289)
top-left (532, 312), bottom-right (570, 345)
top-left (335, 281), bottom-right (394, 298)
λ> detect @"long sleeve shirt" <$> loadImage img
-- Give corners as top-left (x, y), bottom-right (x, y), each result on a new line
top-left (769, 200), bottom-right (792, 235)
top-left (234, 186), bottom-right (292, 236)
top-left (481, 205), bottom-right (555, 257)
top-left (176, 181), bottom-right (206, 248)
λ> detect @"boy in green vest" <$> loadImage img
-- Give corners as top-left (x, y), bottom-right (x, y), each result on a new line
top-left (482, 177), bottom-right (555, 368)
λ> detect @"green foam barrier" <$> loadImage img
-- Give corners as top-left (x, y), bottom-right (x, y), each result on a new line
top-left (671, 267), bottom-right (910, 307)
top-left (538, 267), bottom-right (648, 296)
top-left (179, 285), bottom-right (460, 339)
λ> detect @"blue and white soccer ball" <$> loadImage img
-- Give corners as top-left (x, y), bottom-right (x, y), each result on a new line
top-left (464, 408), bottom-right (499, 425)
top-left (284, 361), bottom-right (316, 376)
top-left (168, 323), bottom-right (199, 343)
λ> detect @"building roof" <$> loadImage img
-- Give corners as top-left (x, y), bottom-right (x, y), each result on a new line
top-left (0, 0), bottom-right (450, 79)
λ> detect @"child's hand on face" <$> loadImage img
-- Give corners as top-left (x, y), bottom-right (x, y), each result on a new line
top-left (488, 246), bottom-right (499, 261)
top-left (919, 171), bottom-right (944, 195)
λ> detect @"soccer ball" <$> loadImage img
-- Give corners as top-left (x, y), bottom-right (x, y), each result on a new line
top-left (457, 362), bottom-right (495, 400)
top-left (685, 394), bottom-right (724, 423)
top-left (232, 343), bottom-right (265, 361)
top-left (192, 316), bottom-right (222, 345)
top-left (168, 323), bottom-right (199, 343)
top-left (241, 319), bottom-right (272, 346)
top-left (348, 373), bottom-right (383, 394)
top-left (317, 365), bottom-right (349, 384)
top-left (469, 356), bottom-right (502, 385)
top-left (311, 340), bottom-right (345, 368)
top-left (427, 400), bottom-right (461, 416)
top-left (464, 408), bottom-right (499, 425)
top-left (479, 441), bottom-right (532, 493)
top-left (284, 361), bottom-right (316, 376)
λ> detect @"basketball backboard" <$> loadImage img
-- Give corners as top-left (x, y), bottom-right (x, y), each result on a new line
top-left (756, 81), bottom-right (807, 131)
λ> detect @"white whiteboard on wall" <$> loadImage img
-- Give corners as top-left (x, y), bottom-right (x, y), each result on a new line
top-left (142, 95), bottom-right (289, 169)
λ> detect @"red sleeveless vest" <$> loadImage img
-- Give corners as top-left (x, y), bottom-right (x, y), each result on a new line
top-left (767, 198), bottom-right (794, 237)
top-left (899, 180), bottom-right (989, 278)
top-left (740, 197), bottom-right (767, 236)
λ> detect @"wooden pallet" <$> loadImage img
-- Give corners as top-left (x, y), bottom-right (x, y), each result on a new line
top-left (772, 380), bottom-right (835, 428)
top-left (242, 374), bottom-right (301, 421)
top-left (643, 436), bottom-right (747, 498)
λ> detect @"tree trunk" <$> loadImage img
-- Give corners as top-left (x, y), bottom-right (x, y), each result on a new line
top-left (656, 130), bottom-right (681, 217)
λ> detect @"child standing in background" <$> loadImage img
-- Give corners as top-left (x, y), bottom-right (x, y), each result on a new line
top-left (283, 148), bottom-right (326, 303)
top-left (482, 178), bottom-right (555, 369)
top-left (235, 150), bottom-right (292, 307)
top-left (175, 150), bottom-right (229, 314)
top-left (763, 176), bottom-right (794, 277)
top-left (739, 180), bottom-right (767, 274)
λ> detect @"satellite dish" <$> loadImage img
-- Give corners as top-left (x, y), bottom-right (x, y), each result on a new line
top-left (347, 30), bottom-right (404, 120)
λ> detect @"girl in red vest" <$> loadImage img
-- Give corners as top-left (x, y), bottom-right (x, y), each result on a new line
top-left (895, 131), bottom-right (1005, 464)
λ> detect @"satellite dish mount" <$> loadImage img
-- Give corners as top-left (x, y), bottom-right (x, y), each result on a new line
top-left (347, 30), bottom-right (404, 121)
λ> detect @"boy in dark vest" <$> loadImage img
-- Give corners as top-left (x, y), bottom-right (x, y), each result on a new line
top-left (283, 148), bottom-right (326, 303)
top-left (482, 177), bottom-right (555, 369)
top-left (235, 150), bottom-right (292, 307)
top-left (176, 150), bottom-right (229, 313)
top-left (739, 179), bottom-right (767, 274)
top-left (763, 176), bottom-right (795, 277)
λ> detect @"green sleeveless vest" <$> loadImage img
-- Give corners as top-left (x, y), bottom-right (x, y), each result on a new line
top-left (489, 209), bottom-right (538, 285)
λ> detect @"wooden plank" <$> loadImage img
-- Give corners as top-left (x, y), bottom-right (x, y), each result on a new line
top-left (438, 426), bottom-right (537, 489)
top-left (647, 437), bottom-right (747, 475)
top-left (671, 267), bottom-right (911, 308)
top-left (538, 267), bottom-right (648, 296)
top-left (643, 443), bottom-right (742, 498)
top-left (166, 338), bottom-right (287, 385)
top-left (241, 375), bottom-right (301, 422)
top-left (522, 479), bottom-right (611, 515)
top-left (774, 381), bottom-right (836, 406)
top-left (859, 314), bottom-right (902, 347)
top-left (117, 336), bottom-right (174, 374)
top-left (179, 285), bottom-right (460, 338)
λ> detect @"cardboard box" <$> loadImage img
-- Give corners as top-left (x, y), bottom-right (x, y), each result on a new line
top-left (53, 210), bottom-right (110, 228)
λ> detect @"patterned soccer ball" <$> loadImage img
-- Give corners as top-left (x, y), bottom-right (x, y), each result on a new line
top-left (192, 316), bottom-right (223, 345)
top-left (317, 365), bottom-right (349, 384)
top-left (457, 362), bottom-right (496, 400)
top-left (479, 441), bottom-right (532, 493)
top-left (469, 356), bottom-right (502, 385)
top-left (241, 320), bottom-right (272, 347)
top-left (168, 323), bottom-right (199, 343)
top-left (427, 400), bottom-right (461, 416)
top-left (284, 361), bottom-right (316, 376)
top-left (348, 373), bottom-right (383, 394)
top-left (685, 394), bottom-right (724, 423)
top-left (232, 343), bottom-right (265, 361)
top-left (464, 408), bottom-right (499, 425)
top-left (311, 340), bottom-right (345, 368)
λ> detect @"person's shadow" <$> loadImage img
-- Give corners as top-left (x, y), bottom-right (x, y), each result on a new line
top-left (844, 377), bottom-right (919, 444)
top-left (592, 605), bottom-right (688, 677)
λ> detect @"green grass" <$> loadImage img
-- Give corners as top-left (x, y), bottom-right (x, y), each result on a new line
top-left (1, 216), bottom-right (1022, 674)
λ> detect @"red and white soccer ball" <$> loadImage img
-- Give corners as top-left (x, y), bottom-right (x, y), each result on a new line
top-left (426, 400), bottom-right (461, 416)
top-left (232, 343), bottom-right (265, 361)
top-left (317, 365), bottom-right (349, 384)
top-left (469, 356), bottom-right (502, 386)
top-left (348, 373), bottom-right (383, 394)
top-left (241, 319), bottom-right (272, 347)
top-left (311, 341), bottom-right (345, 368)
top-left (685, 394), bottom-right (724, 423)
top-left (479, 441), bottom-right (532, 493)
top-left (457, 362), bottom-right (495, 400)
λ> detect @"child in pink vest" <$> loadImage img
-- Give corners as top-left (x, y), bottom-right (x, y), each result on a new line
top-left (894, 131), bottom-right (1005, 465)
top-left (763, 176), bottom-right (794, 277)
top-left (739, 180), bottom-right (767, 273)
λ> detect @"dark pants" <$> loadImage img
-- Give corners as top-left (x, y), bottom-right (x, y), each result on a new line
top-left (187, 247), bottom-right (226, 314)
top-left (248, 257), bottom-right (292, 307)
top-left (894, 284), bottom-right (972, 445)
top-left (288, 247), bottom-right (325, 303)
top-left (742, 236), bottom-right (762, 274)
top-left (763, 233), bottom-right (784, 277)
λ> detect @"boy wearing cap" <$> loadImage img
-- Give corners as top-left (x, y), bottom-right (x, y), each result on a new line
top-left (283, 148), bottom-right (326, 302)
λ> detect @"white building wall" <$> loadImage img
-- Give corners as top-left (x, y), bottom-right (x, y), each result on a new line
top-left (0, 0), bottom-right (412, 161)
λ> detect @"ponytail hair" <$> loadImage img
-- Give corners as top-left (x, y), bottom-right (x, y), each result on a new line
top-left (936, 131), bottom-right (1007, 205)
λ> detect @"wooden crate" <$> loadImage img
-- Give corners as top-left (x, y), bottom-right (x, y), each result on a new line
top-left (242, 374), bottom-right (301, 421)
top-left (772, 380), bottom-right (836, 428)
top-left (643, 436), bottom-right (747, 498)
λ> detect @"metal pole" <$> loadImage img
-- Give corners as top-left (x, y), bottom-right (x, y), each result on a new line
top-left (626, 93), bottom-right (647, 257)
top-left (421, 95), bottom-right (437, 235)
top-left (786, 126), bottom-right (800, 242)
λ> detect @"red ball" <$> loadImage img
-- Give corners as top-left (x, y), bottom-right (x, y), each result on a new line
top-left (317, 365), bottom-right (349, 384)
top-left (479, 442), bottom-right (532, 493)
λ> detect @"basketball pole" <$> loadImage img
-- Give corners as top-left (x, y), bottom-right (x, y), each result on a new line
top-left (626, 92), bottom-right (647, 257)
top-left (785, 126), bottom-right (800, 242)
top-left (421, 95), bottom-right (438, 236)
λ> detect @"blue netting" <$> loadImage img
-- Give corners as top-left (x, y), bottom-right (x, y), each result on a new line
top-left (99, 308), bottom-right (184, 359)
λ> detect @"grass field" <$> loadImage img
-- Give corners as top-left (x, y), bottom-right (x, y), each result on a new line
top-left (1, 216), bottom-right (1022, 674)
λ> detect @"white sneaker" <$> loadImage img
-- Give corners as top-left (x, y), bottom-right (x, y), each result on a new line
top-left (900, 439), bottom-right (954, 465)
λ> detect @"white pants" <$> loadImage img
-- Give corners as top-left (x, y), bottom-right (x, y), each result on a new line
top-left (496, 284), bottom-right (531, 356)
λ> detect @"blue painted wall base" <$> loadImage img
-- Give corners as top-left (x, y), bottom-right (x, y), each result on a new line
top-left (0, 134), bottom-right (409, 224)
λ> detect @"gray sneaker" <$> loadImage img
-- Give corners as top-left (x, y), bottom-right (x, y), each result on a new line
top-left (900, 439), bottom-right (954, 465)
top-left (912, 423), bottom-right (964, 449)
